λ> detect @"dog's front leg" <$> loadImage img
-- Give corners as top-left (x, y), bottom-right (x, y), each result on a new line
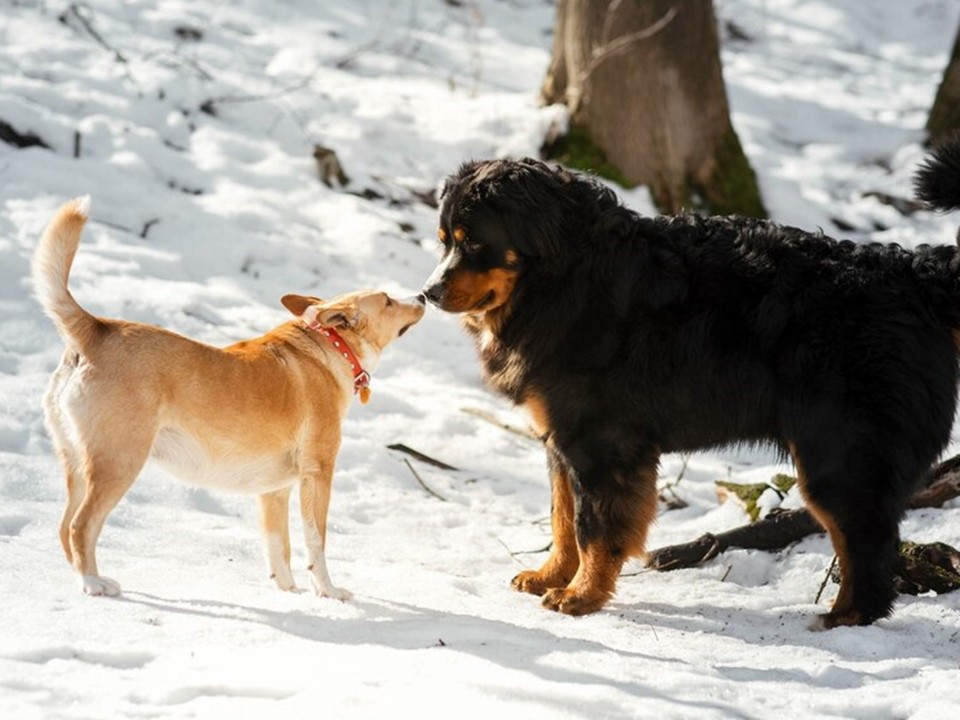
top-left (541, 452), bottom-right (660, 615)
top-left (300, 466), bottom-right (351, 601)
top-left (512, 448), bottom-right (579, 595)
top-left (258, 487), bottom-right (296, 591)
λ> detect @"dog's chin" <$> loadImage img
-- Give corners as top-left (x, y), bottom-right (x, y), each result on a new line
top-left (470, 290), bottom-right (497, 313)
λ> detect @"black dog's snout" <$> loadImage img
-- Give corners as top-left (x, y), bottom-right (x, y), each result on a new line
top-left (422, 284), bottom-right (444, 306)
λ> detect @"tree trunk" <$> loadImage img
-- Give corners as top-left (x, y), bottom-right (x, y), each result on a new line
top-left (542, 0), bottom-right (764, 217)
top-left (928, 25), bottom-right (960, 146)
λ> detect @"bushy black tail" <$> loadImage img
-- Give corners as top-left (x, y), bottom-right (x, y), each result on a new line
top-left (915, 135), bottom-right (960, 212)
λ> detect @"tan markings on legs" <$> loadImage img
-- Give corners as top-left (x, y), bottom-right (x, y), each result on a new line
top-left (512, 462), bottom-right (579, 595)
top-left (625, 466), bottom-right (660, 560)
top-left (542, 466), bottom-right (659, 615)
top-left (542, 542), bottom-right (623, 615)
top-left (512, 392), bottom-right (579, 595)
top-left (520, 391), bottom-right (550, 439)
top-left (258, 487), bottom-right (295, 591)
top-left (790, 443), bottom-right (858, 627)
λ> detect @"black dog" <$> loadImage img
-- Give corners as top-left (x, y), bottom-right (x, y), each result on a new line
top-left (422, 139), bottom-right (960, 628)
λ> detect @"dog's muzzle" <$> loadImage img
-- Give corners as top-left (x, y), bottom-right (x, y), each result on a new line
top-left (421, 283), bottom-right (444, 307)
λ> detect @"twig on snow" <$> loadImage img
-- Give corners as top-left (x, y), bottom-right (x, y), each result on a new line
top-left (815, 555), bottom-right (838, 604)
top-left (461, 407), bottom-right (539, 442)
top-left (60, 3), bottom-right (128, 64)
top-left (402, 459), bottom-right (448, 503)
top-left (388, 443), bottom-right (458, 471)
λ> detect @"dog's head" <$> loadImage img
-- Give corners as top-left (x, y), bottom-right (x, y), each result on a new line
top-left (281, 290), bottom-right (425, 351)
top-left (421, 158), bottom-right (588, 315)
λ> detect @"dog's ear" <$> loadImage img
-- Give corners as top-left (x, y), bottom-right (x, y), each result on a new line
top-left (315, 301), bottom-right (360, 330)
top-left (281, 294), bottom-right (320, 318)
top-left (498, 160), bottom-right (571, 274)
top-left (282, 294), bottom-right (357, 329)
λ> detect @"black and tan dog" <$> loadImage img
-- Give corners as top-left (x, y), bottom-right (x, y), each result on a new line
top-left (422, 139), bottom-right (960, 628)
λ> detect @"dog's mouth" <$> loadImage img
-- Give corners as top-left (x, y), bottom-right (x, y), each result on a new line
top-left (398, 323), bottom-right (414, 337)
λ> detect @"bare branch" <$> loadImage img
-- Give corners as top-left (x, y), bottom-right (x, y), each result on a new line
top-left (388, 443), bottom-right (458, 471)
top-left (815, 555), bottom-right (838, 604)
top-left (402, 459), bottom-right (449, 502)
top-left (567, 5), bottom-right (678, 116)
top-left (461, 407), bottom-right (539, 442)
top-left (592, 6), bottom-right (677, 70)
top-left (60, 3), bottom-right (128, 64)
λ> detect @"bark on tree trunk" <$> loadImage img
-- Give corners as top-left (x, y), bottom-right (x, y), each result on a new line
top-left (542, 0), bottom-right (764, 217)
top-left (928, 25), bottom-right (960, 146)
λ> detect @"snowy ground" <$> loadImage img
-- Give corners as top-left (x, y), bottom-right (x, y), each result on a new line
top-left (2, 0), bottom-right (960, 717)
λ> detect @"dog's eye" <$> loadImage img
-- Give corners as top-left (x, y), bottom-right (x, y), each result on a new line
top-left (385, 297), bottom-right (393, 308)
top-left (463, 241), bottom-right (482, 255)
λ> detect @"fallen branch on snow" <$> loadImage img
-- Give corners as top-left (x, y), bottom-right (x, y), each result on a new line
top-left (387, 443), bottom-right (457, 471)
top-left (645, 454), bottom-right (960, 596)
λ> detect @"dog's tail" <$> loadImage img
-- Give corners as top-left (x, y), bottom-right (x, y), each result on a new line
top-left (915, 136), bottom-right (960, 212)
top-left (32, 197), bottom-right (102, 354)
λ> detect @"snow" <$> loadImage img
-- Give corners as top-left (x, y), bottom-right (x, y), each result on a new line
top-left (2, 0), bottom-right (960, 717)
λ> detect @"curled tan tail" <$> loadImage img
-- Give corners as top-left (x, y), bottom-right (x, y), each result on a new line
top-left (31, 197), bottom-right (102, 354)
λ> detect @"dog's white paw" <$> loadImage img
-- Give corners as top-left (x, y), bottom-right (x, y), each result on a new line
top-left (271, 567), bottom-right (297, 592)
top-left (81, 574), bottom-right (121, 597)
top-left (320, 586), bottom-right (352, 601)
top-left (311, 578), bottom-right (352, 601)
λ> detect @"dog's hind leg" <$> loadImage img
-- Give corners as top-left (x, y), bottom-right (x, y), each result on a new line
top-left (541, 453), bottom-right (660, 615)
top-left (512, 448), bottom-right (579, 596)
top-left (258, 487), bottom-right (295, 591)
top-left (45, 407), bottom-right (85, 566)
top-left (791, 445), bottom-right (905, 628)
top-left (68, 416), bottom-right (156, 597)
top-left (43, 355), bottom-right (86, 564)
top-left (58, 460), bottom-right (85, 566)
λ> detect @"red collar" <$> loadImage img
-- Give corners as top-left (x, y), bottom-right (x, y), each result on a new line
top-left (306, 321), bottom-right (371, 404)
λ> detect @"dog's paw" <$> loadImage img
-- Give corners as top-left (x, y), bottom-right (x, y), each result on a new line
top-left (809, 609), bottom-right (866, 631)
top-left (315, 584), bottom-right (352, 602)
top-left (308, 574), bottom-right (352, 601)
top-left (541, 586), bottom-right (609, 616)
top-left (511, 569), bottom-right (570, 596)
top-left (81, 574), bottom-right (121, 597)
top-left (270, 568), bottom-right (297, 592)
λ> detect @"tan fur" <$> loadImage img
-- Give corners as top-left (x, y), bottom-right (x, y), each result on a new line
top-left (790, 443), bottom-right (859, 628)
top-left (510, 393), bottom-right (661, 610)
top-left (441, 266), bottom-right (518, 314)
top-left (512, 393), bottom-right (580, 595)
top-left (511, 462), bottom-right (579, 596)
top-left (539, 466), bottom-right (659, 616)
top-left (34, 198), bottom-right (424, 598)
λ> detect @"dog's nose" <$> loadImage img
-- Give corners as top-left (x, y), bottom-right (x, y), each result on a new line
top-left (415, 293), bottom-right (426, 305)
top-left (422, 284), bottom-right (444, 306)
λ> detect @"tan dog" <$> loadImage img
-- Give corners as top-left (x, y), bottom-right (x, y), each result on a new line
top-left (33, 197), bottom-right (425, 598)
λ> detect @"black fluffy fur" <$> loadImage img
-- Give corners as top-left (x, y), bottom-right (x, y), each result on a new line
top-left (916, 134), bottom-right (960, 212)
top-left (427, 139), bottom-right (960, 627)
